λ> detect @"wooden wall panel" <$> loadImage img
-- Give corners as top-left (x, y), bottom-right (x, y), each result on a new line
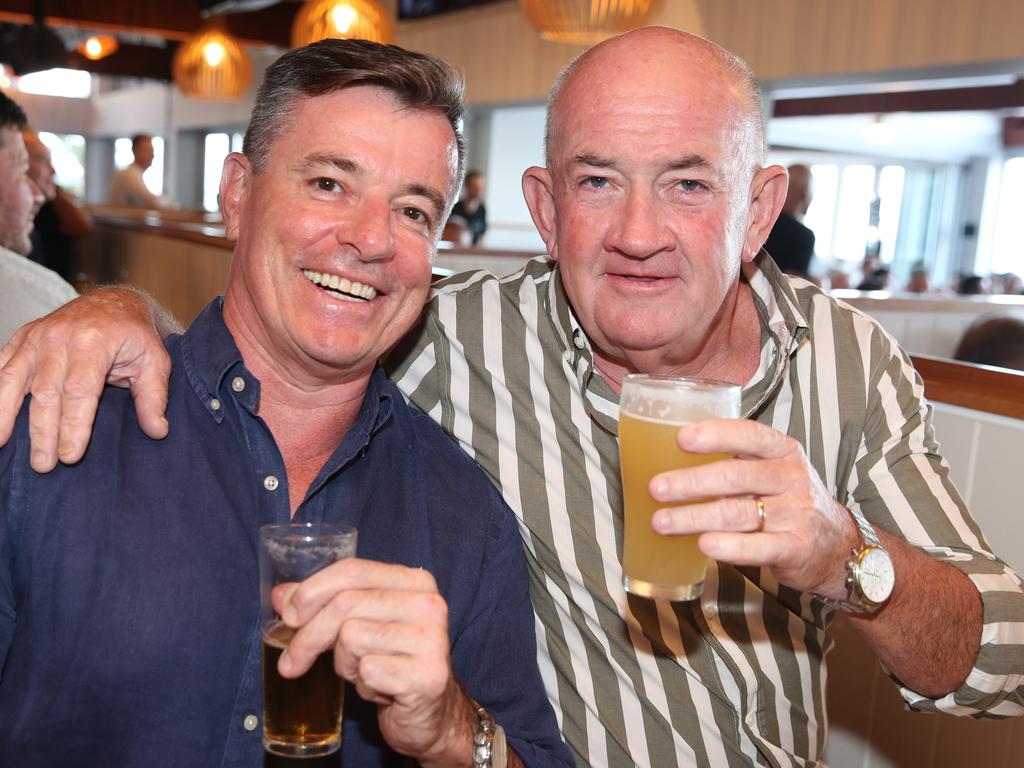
top-left (393, 0), bottom-right (1024, 104)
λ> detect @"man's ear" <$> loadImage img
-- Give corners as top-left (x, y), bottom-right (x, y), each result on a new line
top-left (220, 153), bottom-right (252, 242)
top-left (743, 164), bottom-right (789, 263)
top-left (522, 166), bottom-right (559, 259)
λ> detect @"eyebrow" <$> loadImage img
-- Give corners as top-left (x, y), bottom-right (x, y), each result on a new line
top-left (299, 154), bottom-right (446, 218)
top-left (568, 152), bottom-right (713, 173)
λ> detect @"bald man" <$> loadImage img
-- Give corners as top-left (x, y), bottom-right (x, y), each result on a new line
top-left (763, 162), bottom-right (816, 278)
top-left (2, 27), bottom-right (1023, 767)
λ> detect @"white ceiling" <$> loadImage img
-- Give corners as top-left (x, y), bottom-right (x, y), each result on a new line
top-left (768, 110), bottom-right (1005, 165)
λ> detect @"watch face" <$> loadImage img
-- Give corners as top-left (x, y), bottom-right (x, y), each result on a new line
top-left (857, 546), bottom-right (895, 604)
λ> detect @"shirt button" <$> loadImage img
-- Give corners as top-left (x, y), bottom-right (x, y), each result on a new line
top-left (704, 604), bottom-right (718, 620)
top-left (573, 331), bottom-right (585, 349)
top-left (263, 475), bottom-right (279, 492)
top-left (231, 376), bottom-right (246, 392)
top-left (210, 398), bottom-right (221, 411)
top-left (243, 714), bottom-right (258, 731)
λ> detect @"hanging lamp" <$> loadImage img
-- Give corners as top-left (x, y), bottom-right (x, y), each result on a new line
top-left (77, 34), bottom-right (119, 62)
top-left (291, 0), bottom-right (394, 48)
top-left (173, 21), bottom-right (251, 100)
top-left (519, 0), bottom-right (662, 45)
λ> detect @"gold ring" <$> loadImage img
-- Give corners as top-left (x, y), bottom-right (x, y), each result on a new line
top-left (755, 496), bottom-right (766, 531)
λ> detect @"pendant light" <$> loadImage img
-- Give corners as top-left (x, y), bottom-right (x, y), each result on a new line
top-left (291, 0), bottom-right (394, 48)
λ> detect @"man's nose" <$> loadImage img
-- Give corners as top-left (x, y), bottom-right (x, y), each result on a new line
top-left (26, 175), bottom-right (45, 207)
top-left (605, 188), bottom-right (673, 258)
top-left (343, 196), bottom-right (395, 262)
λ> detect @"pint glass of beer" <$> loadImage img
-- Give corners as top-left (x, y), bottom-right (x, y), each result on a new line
top-left (619, 375), bottom-right (740, 600)
top-left (259, 522), bottom-right (358, 758)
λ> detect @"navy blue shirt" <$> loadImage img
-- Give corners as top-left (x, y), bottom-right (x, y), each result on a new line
top-left (0, 300), bottom-right (573, 768)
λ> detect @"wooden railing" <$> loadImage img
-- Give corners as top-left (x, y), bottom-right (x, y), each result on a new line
top-left (911, 355), bottom-right (1024, 420)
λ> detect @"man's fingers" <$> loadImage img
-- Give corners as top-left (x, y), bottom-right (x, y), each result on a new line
top-left (651, 456), bottom-right (779, 504)
top-left (0, 349), bottom-right (36, 446)
top-left (678, 418), bottom-right (793, 459)
top-left (56, 352), bottom-right (114, 464)
top-left (277, 560), bottom-right (437, 627)
top-left (698, 530), bottom-right (791, 565)
top-left (26, 350), bottom-right (70, 473)
top-left (129, 353), bottom-right (172, 440)
top-left (653, 496), bottom-right (767, 535)
top-left (277, 590), bottom-right (446, 679)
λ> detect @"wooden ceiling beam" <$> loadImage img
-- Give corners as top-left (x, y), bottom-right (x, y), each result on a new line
top-left (773, 81), bottom-right (1024, 118)
top-left (0, 0), bottom-right (296, 47)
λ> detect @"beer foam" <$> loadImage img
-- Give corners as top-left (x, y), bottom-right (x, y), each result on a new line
top-left (620, 378), bottom-right (740, 423)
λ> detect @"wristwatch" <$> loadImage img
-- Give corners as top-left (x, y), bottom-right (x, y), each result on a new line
top-left (817, 511), bottom-right (895, 613)
top-left (472, 703), bottom-right (508, 768)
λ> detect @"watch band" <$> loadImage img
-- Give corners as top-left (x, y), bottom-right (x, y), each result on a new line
top-left (472, 703), bottom-right (507, 768)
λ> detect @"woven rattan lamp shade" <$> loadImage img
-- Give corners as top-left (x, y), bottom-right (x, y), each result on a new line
top-left (291, 0), bottom-right (394, 47)
top-left (519, 0), bottom-right (662, 44)
top-left (173, 25), bottom-right (252, 100)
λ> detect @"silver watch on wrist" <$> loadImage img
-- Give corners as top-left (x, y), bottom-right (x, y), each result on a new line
top-left (472, 703), bottom-right (507, 768)
top-left (816, 511), bottom-right (895, 614)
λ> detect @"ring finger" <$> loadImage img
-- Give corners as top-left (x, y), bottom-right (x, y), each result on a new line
top-left (653, 495), bottom-right (772, 536)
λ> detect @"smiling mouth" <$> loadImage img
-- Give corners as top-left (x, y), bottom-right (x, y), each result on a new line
top-left (303, 269), bottom-right (378, 302)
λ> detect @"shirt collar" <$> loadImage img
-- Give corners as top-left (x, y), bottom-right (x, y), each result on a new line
top-left (541, 253), bottom-right (810, 418)
top-left (179, 298), bottom-right (394, 434)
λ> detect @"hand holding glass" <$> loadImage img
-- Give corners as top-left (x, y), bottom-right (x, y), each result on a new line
top-left (259, 522), bottom-right (358, 758)
top-left (619, 375), bottom-right (741, 600)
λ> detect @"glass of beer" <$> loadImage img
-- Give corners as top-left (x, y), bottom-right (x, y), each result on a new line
top-left (259, 522), bottom-right (358, 758)
top-left (619, 375), bottom-right (740, 600)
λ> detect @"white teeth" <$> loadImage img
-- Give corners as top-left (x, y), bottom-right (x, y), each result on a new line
top-left (302, 269), bottom-right (378, 301)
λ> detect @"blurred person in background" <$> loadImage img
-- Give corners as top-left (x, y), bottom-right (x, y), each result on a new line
top-left (857, 266), bottom-right (890, 291)
top-left (763, 163), bottom-right (815, 280)
top-left (448, 169), bottom-right (486, 245)
top-left (957, 274), bottom-right (986, 295)
top-left (109, 134), bottom-right (169, 209)
top-left (953, 314), bottom-right (1024, 371)
top-left (23, 129), bottom-right (91, 283)
top-left (905, 261), bottom-right (932, 294)
top-left (0, 93), bottom-right (77, 342)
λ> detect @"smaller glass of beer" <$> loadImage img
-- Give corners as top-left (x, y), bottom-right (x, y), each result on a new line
top-left (259, 522), bottom-right (358, 758)
top-left (619, 375), bottom-right (740, 600)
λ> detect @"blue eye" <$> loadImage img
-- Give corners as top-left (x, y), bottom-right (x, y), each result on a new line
top-left (584, 176), bottom-right (609, 189)
top-left (678, 180), bottom-right (705, 192)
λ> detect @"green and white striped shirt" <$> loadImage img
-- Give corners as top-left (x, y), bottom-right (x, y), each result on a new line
top-left (389, 255), bottom-right (1024, 767)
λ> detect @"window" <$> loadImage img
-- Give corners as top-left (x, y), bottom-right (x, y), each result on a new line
top-left (202, 132), bottom-right (244, 213)
top-left (986, 156), bottom-right (1024, 276)
top-left (14, 68), bottom-right (92, 99)
top-left (39, 132), bottom-right (86, 199)
top-left (114, 136), bottom-right (165, 197)
top-left (793, 159), bottom-right (955, 285)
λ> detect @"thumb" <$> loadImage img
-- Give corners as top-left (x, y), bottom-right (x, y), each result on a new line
top-left (128, 350), bottom-right (171, 440)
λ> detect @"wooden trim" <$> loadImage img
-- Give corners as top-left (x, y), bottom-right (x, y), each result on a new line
top-left (912, 355), bottom-right (1024, 420)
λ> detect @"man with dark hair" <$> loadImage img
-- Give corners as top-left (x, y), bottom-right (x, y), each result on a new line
top-left (0, 92), bottom-right (77, 341)
top-left (0, 41), bottom-right (571, 768)
top-left (109, 132), bottom-right (167, 208)
top-left (448, 170), bottom-right (487, 245)
top-left (954, 313), bottom-right (1024, 371)
top-left (24, 128), bottom-right (92, 282)
top-left (2, 28), bottom-right (1023, 768)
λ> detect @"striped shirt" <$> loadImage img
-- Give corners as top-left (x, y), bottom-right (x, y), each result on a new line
top-left (389, 254), bottom-right (1024, 767)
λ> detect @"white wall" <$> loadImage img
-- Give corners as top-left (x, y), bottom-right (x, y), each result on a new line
top-left (482, 104), bottom-right (546, 253)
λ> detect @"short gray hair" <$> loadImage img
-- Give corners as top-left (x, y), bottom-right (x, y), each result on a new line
top-left (243, 39), bottom-right (466, 196)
